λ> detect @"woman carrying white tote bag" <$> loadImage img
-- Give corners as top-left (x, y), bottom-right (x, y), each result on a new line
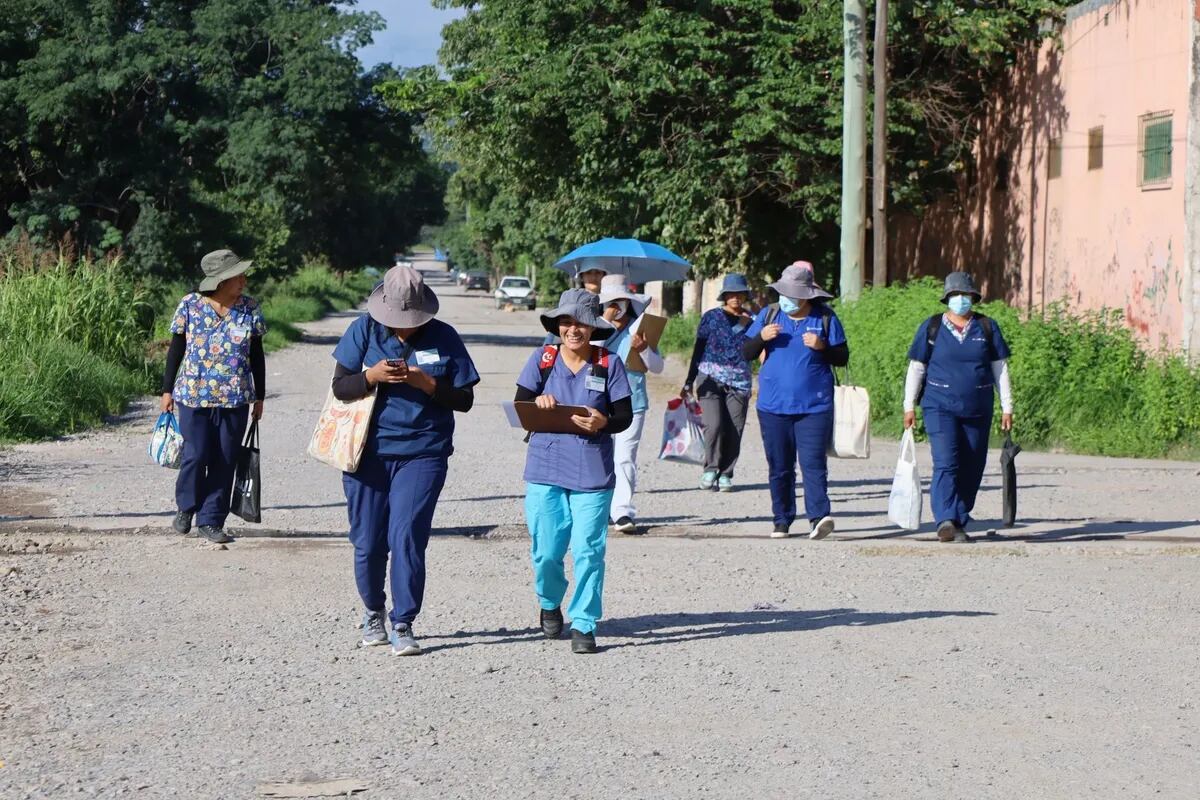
top-left (887, 429), bottom-right (923, 531)
top-left (828, 367), bottom-right (871, 459)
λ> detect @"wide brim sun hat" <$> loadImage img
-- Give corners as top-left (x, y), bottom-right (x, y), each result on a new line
top-left (768, 261), bottom-right (833, 301)
top-left (366, 264), bottom-right (440, 328)
top-left (198, 249), bottom-right (253, 292)
top-left (717, 273), bottom-right (751, 300)
top-left (597, 274), bottom-right (650, 316)
top-left (540, 288), bottom-right (615, 342)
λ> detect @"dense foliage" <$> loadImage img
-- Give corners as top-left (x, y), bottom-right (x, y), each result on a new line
top-left (0, 0), bottom-right (445, 276)
top-left (386, 0), bottom-right (1067, 283)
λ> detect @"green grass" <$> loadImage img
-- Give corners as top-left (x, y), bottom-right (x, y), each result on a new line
top-left (1, 254), bottom-right (376, 443)
top-left (658, 278), bottom-right (1200, 459)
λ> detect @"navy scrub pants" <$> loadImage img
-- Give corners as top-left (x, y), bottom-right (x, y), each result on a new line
top-left (175, 403), bottom-right (250, 529)
top-left (757, 409), bottom-right (834, 528)
top-left (923, 408), bottom-right (992, 528)
top-left (342, 451), bottom-right (448, 628)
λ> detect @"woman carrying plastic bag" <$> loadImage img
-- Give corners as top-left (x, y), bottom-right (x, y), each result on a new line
top-left (658, 397), bottom-right (704, 465)
top-left (887, 429), bottom-right (922, 531)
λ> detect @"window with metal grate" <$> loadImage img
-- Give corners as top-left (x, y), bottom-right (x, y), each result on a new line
top-left (1048, 138), bottom-right (1062, 179)
top-left (1088, 126), bottom-right (1103, 171)
top-left (1139, 113), bottom-right (1172, 186)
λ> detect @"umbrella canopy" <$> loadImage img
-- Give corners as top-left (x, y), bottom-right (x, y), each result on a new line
top-left (553, 238), bottom-right (691, 284)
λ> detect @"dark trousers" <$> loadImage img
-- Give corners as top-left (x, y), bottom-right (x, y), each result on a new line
top-left (342, 451), bottom-right (448, 627)
top-left (758, 409), bottom-right (833, 527)
top-left (175, 403), bottom-right (250, 529)
top-left (697, 376), bottom-right (748, 477)
top-left (924, 409), bottom-right (992, 528)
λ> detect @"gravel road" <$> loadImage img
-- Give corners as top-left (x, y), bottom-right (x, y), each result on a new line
top-left (2, 275), bottom-right (1199, 799)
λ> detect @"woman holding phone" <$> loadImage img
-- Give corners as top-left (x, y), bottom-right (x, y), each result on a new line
top-left (330, 265), bottom-right (480, 656)
top-left (514, 289), bottom-right (632, 653)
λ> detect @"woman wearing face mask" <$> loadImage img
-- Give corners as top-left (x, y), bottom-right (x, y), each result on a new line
top-left (683, 274), bottom-right (754, 492)
top-left (598, 275), bottom-right (663, 534)
top-left (743, 262), bottom-right (849, 539)
top-left (515, 289), bottom-right (633, 653)
top-left (903, 272), bottom-right (1013, 543)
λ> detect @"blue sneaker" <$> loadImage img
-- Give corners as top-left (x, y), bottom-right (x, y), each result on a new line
top-left (359, 610), bottom-right (388, 647)
top-left (717, 475), bottom-right (733, 492)
top-left (699, 470), bottom-right (718, 490)
top-left (389, 623), bottom-right (421, 656)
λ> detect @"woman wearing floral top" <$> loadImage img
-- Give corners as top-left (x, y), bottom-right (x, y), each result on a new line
top-left (160, 249), bottom-right (266, 544)
top-left (683, 274), bottom-right (754, 492)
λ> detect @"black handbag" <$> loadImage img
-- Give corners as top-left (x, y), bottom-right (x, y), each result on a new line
top-left (1000, 432), bottom-right (1021, 528)
top-left (231, 420), bottom-right (262, 524)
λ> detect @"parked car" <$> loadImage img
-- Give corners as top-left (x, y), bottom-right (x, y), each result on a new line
top-left (494, 276), bottom-right (536, 310)
top-left (464, 270), bottom-right (490, 291)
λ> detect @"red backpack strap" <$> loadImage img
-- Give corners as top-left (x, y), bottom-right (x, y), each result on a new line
top-left (591, 346), bottom-right (610, 370)
top-left (535, 344), bottom-right (559, 393)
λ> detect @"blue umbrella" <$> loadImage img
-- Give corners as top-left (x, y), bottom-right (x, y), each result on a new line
top-left (553, 238), bottom-right (692, 284)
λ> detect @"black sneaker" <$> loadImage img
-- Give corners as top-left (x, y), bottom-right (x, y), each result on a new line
top-left (936, 521), bottom-right (957, 542)
top-left (198, 525), bottom-right (232, 544)
top-left (613, 516), bottom-right (638, 534)
top-left (540, 607), bottom-right (564, 639)
top-left (173, 511), bottom-right (194, 536)
top-left (570, 629), bottom-right (597, 654)
top-left (953, 527), bottom-right (974, 543)
top-left (770, 523), bottom-right (791, 539)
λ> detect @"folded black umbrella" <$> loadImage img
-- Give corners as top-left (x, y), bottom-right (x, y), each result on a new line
top-left (1000, 432), bottom-right (1021, 528)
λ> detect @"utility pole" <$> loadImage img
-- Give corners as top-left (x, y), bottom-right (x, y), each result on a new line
top-left (840, 0), bottom-right (866, 301)
top-left (872, 0), bottom-right (888, 288)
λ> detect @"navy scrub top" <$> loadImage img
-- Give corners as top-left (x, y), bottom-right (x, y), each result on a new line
top-left (908, 315), bottom-right (1010, 418)
top-left (332, 315), bottom-right (480, 459)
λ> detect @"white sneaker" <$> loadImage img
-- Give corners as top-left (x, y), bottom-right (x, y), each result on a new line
top-left (770, 523), bottom-right (791, 539)
top-left (809, 516), bottom-right (835, 540)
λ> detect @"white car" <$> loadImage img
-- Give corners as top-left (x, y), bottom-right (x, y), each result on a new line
top-left (494, 276), bottom-right (536, 310)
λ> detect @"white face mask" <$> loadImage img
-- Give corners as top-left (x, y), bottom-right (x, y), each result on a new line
top-left (608, 299), bottom-right (630, 320)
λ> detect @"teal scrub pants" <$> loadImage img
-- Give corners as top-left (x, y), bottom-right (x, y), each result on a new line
top-left (524, 483), bottom-right (613, 635)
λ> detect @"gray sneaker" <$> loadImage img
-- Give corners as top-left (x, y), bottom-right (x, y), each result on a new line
top-left (389, 623), bottom-right (421, 656)
top-left (360, 610), bottom-right (388, 647)
top-left (172, 510), bottom-right (194, 536)
top-left (198, 525), bottom-right (231, 544)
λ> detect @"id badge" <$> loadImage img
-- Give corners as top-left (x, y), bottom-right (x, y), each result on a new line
top-left (416, 349), bottom-right (440, 365)
top-left (228, 325), bottom-right (250, 344)
top-left (585, 373), bottom-right (606, 392)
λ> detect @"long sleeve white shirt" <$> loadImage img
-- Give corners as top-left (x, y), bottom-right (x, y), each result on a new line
top-left (903, 359), bottom-right (1012, 414)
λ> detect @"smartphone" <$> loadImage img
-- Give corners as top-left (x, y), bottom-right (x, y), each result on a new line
top-left (386, 359), bottom-right (407, 368)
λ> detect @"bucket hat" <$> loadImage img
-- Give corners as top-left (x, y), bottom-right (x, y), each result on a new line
top-left (366, 264), bottom-right (440, 328)
top-left (597, 274), bottom-right (650, 316)
top-left (768, 261), bottom-right (833, 301)
top-left (198, 249), bottom-right (253, 292)
top-left (540, 288), bottom-right (615, 341)
top-left (717, 273), bottom-right (751, 300)
top-left (574, 258), bottom-right (610, 278)
top-left (941, 271), bottom-right (982, 304)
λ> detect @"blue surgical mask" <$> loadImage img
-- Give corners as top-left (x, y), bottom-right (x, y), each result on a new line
top-left (778, 296), bottom-right (801, 314)
top-left (947, 295), bottom-right (973, 315)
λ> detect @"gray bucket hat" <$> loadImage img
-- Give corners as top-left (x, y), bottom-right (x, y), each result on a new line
top-left (941, 271), bottom-right (982, 303)
top-left (768, 261), bottom-right (833, 301)
top-left (198, 249), bottom-right (253, 292)
top-left (717, 273), bottom-right (751, 300)
top-left (367, 265), bottom-right (440, 328)
top-left (540, 288), bottom-right (615, 341)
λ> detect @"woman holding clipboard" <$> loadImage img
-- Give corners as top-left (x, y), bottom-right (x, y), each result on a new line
top-left (513, 289), bottom-right (633, 653)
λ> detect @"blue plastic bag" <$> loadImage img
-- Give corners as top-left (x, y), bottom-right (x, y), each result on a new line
top-left (149, 411), bottom-right (184, 469)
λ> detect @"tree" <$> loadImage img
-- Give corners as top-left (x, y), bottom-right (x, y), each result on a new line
top-left (0, 0), bottom-right (445, 276)
top-left (381, 0), bottom-right (1066, 283)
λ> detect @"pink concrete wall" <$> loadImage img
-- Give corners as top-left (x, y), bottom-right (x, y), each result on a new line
top-left (891, 0), bottom-right (1193, 351)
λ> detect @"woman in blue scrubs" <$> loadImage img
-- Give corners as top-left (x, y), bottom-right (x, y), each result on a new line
top-left (514, 289), bottom-right (633, 654)
top-left (903, 272), bottom-right (1013, 543)
top-left (331, 265), bottom-right (480, 655)
top-left (743, 262), bottom-right (850, 540)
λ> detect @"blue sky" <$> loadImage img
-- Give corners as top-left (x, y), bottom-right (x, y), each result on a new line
top-left (352, 0), bottom-right (465, 69)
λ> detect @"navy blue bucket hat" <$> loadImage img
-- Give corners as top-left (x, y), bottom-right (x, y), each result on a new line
top-left (941, 272), bottom-right (982, 304)
top-left (717, 274), bottom-right (751, 300)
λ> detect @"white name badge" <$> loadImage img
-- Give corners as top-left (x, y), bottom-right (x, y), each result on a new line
top-left (585, 374), bottom-right (606, 392)
top-left (416, 349), bottom-right (441, 365)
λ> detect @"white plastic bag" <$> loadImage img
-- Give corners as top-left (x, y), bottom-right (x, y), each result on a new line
top-left (887, 429), bottom-right (922, 531)
top-left (149, 411), bottom-right (184, 469)
top-left (829, 384), bottom-right (871, 459)
top-left (658, 397), bottom-right (704, 465)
